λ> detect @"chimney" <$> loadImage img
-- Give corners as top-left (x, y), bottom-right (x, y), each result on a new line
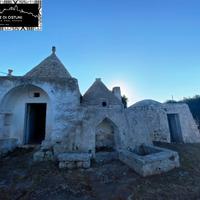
top-left (112, 87), bottom-right (121, 101)
top-left (7, 69), bottom-right (13, 76)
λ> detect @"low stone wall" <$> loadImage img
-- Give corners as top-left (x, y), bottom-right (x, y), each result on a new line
top-left (0, 138), bottom-right (18, 157)
top-left (119, 145), bottom-right (180, 177)
top-left (57, 153), bottom-right (91, 169)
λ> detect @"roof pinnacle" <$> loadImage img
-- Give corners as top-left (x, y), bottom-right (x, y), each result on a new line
top-left (52, 46), bottom-right (56, 54)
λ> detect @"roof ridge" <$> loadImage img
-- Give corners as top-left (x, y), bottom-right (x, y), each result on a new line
top-left (83, 78), bottom-right (109, 97)
top-left (82, 79), bottom-right (122, 105)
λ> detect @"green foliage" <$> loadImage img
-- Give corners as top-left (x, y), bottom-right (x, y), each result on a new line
top-left (121, 95), bottom-right (128, 108)
top-left (179, 95), bottom-right (200, 125)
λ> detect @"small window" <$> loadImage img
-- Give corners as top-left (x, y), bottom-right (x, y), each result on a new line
top-left (34, 92), bottom-right (40, 98)
top-left (102, 101), bottom-right (107, 107)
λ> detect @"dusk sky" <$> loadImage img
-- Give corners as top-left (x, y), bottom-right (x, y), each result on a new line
top-left (0, 0), bottom-right (200, 105)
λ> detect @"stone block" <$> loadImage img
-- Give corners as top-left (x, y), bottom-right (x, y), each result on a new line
top-left (57, 152), bottom-right (91, 162)
top-left (77, 161), bottom-right (83, 168)
top-left (119, 145), bottom-right (180, 177)
top-left (67, 162), bottom-right (76, 169)
top-left (33, 151), bottom-right (45, 162)
top-left (59, 162), bottom-right (67, 169)
top-left (82, 161), bottom-right (90, 169)
top-left (57, 152), bottom-right (91, 169)
top-left (45, 151), bottom-right (54, 161)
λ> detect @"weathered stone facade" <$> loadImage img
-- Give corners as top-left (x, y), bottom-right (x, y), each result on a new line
top-left (129, 100), bottom-right (200, 143)
top-left (1, 47), bottom-right (198, 176)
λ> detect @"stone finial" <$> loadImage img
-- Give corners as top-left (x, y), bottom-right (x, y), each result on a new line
top-left (7, 69), bottom-right (13, 76)
top-left (52, 46), bottom-right (56, 54)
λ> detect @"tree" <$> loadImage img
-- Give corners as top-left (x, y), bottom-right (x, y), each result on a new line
top-left (121, 95), bottom-right (128, 108)
top-left (180, 95), bottom-right (200, 126)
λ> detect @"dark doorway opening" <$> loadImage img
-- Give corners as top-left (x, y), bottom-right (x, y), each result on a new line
top-left (167, 114), bottom-right (183, 143)
top-left (24, 103), bottom-right (47, 144)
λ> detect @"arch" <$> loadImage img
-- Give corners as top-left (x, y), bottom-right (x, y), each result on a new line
top-left (0, 84), bottom-right (52, 144)
top-left (95, 117), bottom-right (119, 152)
top-left (0, 84), bottom-right (49, 108)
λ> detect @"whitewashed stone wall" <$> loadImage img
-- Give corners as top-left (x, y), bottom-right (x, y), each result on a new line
top-left (1, 77), bottom-right (198, 162)
top-left (163, 103), bottom-right (200, 143)
top-left (0, 77), bottom-right (81, 145)
top-left (127, 100), bottom-right (200, 144)
top-left (53, 106), bottom-right (126, 156)
top-left (52, 104), bottom-right (153, 158)
top-left (126, 105), bottom-right (153, 146)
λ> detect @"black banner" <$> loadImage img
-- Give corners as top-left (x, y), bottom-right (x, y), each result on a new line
top-left (0, 1), bottom-right (41, 30)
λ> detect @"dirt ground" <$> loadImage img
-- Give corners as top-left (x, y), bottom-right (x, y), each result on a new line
top-left (1, 143), bottom-right (200, 200)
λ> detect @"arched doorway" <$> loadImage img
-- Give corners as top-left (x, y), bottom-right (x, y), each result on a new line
top-left (0, 84), bottom-right (52, 144)
top-left (95, 118), bottom-right (118, 152)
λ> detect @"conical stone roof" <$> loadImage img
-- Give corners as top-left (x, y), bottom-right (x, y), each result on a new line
top-left (82, 78), bottom-right (122, 106)
top-left (24, 47), bottom-right (71, 79)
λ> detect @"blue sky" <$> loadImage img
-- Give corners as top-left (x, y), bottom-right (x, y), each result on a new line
top-left (0, 0), bottom-right (200, 105)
